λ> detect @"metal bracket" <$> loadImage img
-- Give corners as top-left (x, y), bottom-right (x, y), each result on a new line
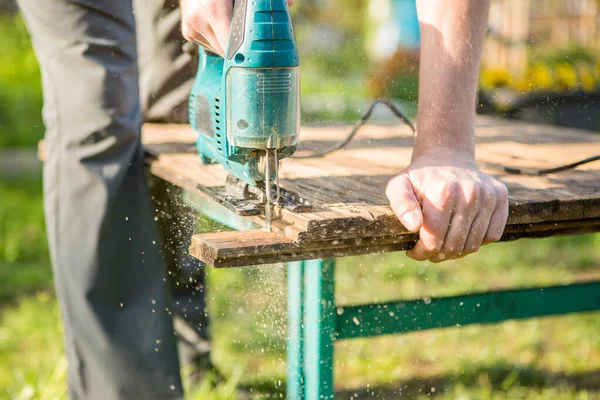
top-left (202, 174), bottom-right (312, 216)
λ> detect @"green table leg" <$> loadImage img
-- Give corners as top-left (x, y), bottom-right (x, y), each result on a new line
top-left (303, 258), bottom-right (336, 399)
top-left (287, 261), bottom-right (305, 399)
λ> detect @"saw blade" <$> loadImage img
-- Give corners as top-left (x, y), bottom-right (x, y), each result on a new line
top-left (265, 149), bottom-right (272, 232)
top-left (263, 148), bottom-right (280, 232)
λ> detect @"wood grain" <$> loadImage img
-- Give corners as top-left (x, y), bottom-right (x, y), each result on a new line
top-left (142, 117), bottom-right (600, 244)
top-left (190, 218), bottom-right (600, 267)
top-left (38, 116), bottom-right (600, 266)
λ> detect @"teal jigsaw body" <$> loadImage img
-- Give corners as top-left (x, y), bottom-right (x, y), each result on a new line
top-left (189, 0), bottom-right (300, 186)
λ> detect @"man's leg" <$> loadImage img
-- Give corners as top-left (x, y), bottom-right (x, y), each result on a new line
top-left (17, 0), bottom-right (182, 398)
top-left (132, 0), bottom-right (212, 379)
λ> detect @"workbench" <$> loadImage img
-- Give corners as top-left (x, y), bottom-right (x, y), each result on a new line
top-left (142, 116), bottom-right (600, 399)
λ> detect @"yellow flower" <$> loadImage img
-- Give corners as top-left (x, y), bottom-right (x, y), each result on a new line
top-left (576, 63), bottom-right (596, 92)
top-left (510, 75), bottom-right (532, 93)
top-left (529, 64), bottom-right (554, 90)
top-left (480, 68), bottom-right (511, 89)
top-left (555, 62), bottom-right (578, 91)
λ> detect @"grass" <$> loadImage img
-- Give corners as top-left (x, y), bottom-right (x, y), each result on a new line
top-left (0, 178), bottom-right (50, 302)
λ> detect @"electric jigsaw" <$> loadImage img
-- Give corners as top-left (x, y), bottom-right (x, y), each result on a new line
top-left (188, 0), bottom-right (305, 230)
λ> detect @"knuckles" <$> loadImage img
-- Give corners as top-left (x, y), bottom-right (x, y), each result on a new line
top-left (430, 179), bottom-right (502, 211)
top-left (481, 188), bottom-right (496, 206)
top-left (433, 182), bottom-right (458, 207)
top-left (461, 183), bottom-right (480, 205)
top-left (495, 182), bottom-right (509, 203)
top-left (181, 1), bottom-right (208, 30)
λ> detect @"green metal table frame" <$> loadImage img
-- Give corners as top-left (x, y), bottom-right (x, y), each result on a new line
top-left (285, 258), bottom-right (600, 400)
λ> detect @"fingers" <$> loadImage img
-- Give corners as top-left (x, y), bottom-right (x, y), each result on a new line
top-left (386, 174), bottom-right (423, 232)
top-left (391, 150), bottom-right (510, 263)
top-left (484, 183), bottom-right (509, 244)
top-left (183, 22), bottom-right (222, 55)
top-left (407, 186), bottom-right (454, 261)
top-left (460, 209), bottom-right (491, 255)
top-left (430, 199), bottom-right (479, 262)
top-left (209, 1), bottom-right (233, 55)
top-left (407, 180), bottom-right (508, 263)
top-left (181, 0), bottom-right (234, 57)
top-left (459, 187), bottom-right (499, 256)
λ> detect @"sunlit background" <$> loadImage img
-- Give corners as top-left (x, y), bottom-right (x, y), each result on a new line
top-left (1, 0), bottom-right (599, 398)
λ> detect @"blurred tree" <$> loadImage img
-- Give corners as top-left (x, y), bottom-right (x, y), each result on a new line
top-left (293, 0), bottom-right (370, 77)
top-left (292, 0), bottom-right (372, 121)
top-left (365, 0), bottom-right (420, 102)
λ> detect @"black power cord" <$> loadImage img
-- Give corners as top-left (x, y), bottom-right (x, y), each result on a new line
top-left (292, 98), bottom-right (414, 159)
top-left (294, 98), bottom-right (600, 176)
top-left (478, 157), bottom-right (600, 176)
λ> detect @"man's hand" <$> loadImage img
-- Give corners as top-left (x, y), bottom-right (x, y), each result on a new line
top-left (391, 0), bottom-right (498, 262)
top-left (386, 148), bottom-right (508, 262)
top-left (181, 0), bottom-right (295, 57)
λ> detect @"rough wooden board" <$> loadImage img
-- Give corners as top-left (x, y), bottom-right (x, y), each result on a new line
top-left (38, 118), bottom-right (600, 265)
top-left (191, 218), bottom-right (600, 267)
top-left (190, 231), bottom-right (415, 268)
top-left (143, 116), bottom-right (600, 246)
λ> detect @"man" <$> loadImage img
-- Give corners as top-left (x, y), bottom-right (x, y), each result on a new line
top-left (19, 0), bottom-right (507, 398)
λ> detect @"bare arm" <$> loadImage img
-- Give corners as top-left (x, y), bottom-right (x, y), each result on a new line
top-left (414, 0), bottom-right (489, 156)
top-left (387, 0), bottom-right (509, 262)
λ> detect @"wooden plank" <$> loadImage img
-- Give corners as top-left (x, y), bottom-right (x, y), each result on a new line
top-left (39, 116), bottom-right (600, 263)
top-left (189, 218), bottom-right (600, 267)
top-left (189, 230), bottom-right (417, 268)
top-left (143, 117), bottom-right (600, 247)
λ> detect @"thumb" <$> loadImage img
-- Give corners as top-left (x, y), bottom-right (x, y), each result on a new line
top-left (386, 174), bottom-right (423, 232)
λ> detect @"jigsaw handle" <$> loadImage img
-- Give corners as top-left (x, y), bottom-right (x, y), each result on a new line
top-left (225, 0), bottom-right (298, 67)
top-left (227, 0), bottom-right (249, 60)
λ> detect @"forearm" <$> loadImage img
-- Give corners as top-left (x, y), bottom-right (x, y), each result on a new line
top-left (414, 0), bottom-right (490, 158)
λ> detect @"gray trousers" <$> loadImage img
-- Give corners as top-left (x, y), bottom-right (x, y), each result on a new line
top-left (17, 0), bottom-right (204, 398)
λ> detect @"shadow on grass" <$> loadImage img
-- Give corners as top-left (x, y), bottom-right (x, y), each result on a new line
top-left (336, 363), bottom-right (600, 399)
